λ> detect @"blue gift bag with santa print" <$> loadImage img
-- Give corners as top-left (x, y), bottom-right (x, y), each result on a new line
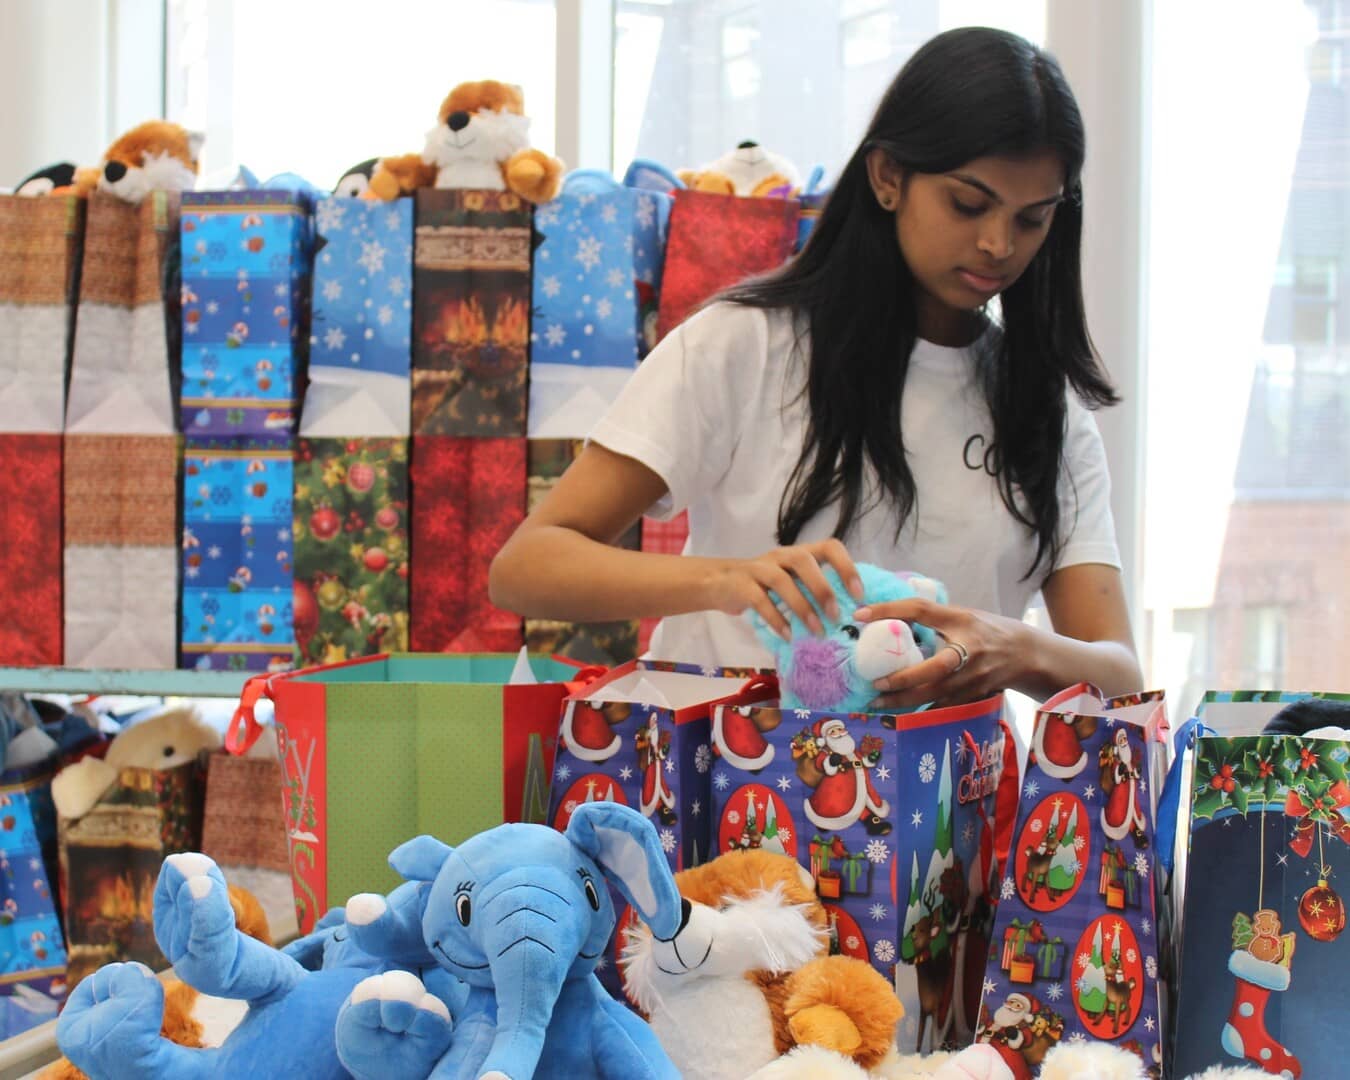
top-left (975, 686), bottom-right (1168, 1080)
top-left (179, 190), bottom-right (313, 436)
top-left (527, 168), bottom-right (673, 439)
top-left (708, 694), bottom-right (1008, 1054)
top-left (546, 659), bottom-right (773, 999)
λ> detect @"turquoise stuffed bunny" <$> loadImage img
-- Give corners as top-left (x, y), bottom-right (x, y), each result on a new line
top-left (56, 852), bottom-right (464, 1078)
top-left (752, 562), bottom-right (947, 713)
top-left (334, 802), bottom-right (683, 1080)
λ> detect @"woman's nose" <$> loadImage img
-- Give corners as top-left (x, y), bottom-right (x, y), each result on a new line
top-left (978, 217), bottom-right (1015, 261)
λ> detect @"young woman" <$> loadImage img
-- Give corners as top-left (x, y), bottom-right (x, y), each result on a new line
top-left (491, 27), bottom-right (1143, 709)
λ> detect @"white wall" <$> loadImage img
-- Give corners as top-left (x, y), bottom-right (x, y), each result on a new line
top-left (0, 0), bottom-right (163, 188)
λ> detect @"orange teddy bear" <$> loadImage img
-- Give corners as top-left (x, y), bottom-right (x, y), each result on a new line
top-left (41, 884), bottom-right (270, 1080)
top-left (366, 80), bottom-right (563, 204)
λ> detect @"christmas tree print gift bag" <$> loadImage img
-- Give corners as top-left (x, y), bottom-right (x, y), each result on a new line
top-left (1171, 730), bottom-right (1350, 1080)
top-left (411, 189), bottom-right (532, 437)
top-left (64, 191), bottom-right (181, 668)
top-left (524, 439), bottom-right (640, 665)
top-left (304, 195), bottom-right (412, 438)
top-left (975, 686), bottom-right (1169, 1080)
top-left (178, 190), bottom-right (312, 437)
top-left (547, 660), bottom-right (775, 999)
top-left (527, 170), bottom-right (671, 439)
top-left (707, 694), bottom-right (1007, 1054)
top-left (227, 652), bottom-right (603, 934)
top-left (292, 438), bottom-right (409, 666)
top-left (409, 435), bottom-right (525, 653)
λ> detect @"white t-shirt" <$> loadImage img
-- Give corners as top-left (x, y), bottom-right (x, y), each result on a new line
top-left (589, 302), bottom-right (1121, 668)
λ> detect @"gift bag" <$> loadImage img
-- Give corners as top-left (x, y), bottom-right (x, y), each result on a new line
top-left (57, 758), bottom-right (206, 988)
top-left (976, 687), bottom-right (1168, 1078)
top-left (1171, 729), bottom-right (1349, 1080)
top-left (655, 188), bottom-right (799, 340)
top-left (412, 189), bottom-right (532, 436)
top-left (409, 436), bottom-right (524, 653)
top-left (180, 438), bottom-right (294, 671)
top-left (548, 659), bottom-right (775, 997)
top-left (528, 169), bottom-right (671, 438)
top-left (64, 192), bottom-right (181, 668)
top-left (0, 760), bottom-right (69, 1019)
top-left (200, 750), bottom-right (289, 873)
top-left (227, 652), bottom-right (601, 933)
top-left (292, 437), bottom-right (409, 666)
top-left (178, 190), bottom-right (312, 436)
top-left (304, 196), bottom-right (413, 437)
top-left (709, 694), bottom-right (1008, 1052)
top-left (0, 195), bottom-right (82, 665)
top-left (525, 439), bottom-right (640, 665)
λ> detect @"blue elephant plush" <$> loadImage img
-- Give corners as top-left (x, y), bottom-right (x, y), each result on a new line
top-left (752, 562), bottom-right (947, 713)
top-left (334, 801), bottom-right (684, 1080)
top-left (56, 852), bottom-right (464, 1078)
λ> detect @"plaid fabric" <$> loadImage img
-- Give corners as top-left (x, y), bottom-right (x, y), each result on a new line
top-left (638, 511), bottom-right (690, 652)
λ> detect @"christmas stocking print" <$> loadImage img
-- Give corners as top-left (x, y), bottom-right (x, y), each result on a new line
top-left (1222, 947), bottom-right (1301, 1078)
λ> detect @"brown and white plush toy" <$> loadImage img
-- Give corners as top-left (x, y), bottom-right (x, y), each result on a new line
top-left (364, 79), bottom-right (563, 204)
top-left (621, 848), bottom-right (903, 1080)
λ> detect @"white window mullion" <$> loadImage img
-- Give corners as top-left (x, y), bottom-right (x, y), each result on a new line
top-left (556, 0), bottom-right (615, 173)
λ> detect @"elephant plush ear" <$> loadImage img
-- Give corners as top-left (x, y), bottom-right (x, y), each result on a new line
top-left (566, 803), bottom-right (683, 941)
top-left (388, 835), bottom-right (454, 882)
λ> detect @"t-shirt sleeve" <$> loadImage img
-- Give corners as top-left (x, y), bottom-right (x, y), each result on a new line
top-left (588, 303), bottom-right (767, 521)
top-left (1053, 393), bottom-right (1122, 572)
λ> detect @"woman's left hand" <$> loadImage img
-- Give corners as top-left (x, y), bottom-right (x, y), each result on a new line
top-left (855, 597), bottom-right (1033, 709)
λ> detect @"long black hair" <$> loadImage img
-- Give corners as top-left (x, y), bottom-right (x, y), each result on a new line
top-left (722, 27), bottom-right (1118, 580)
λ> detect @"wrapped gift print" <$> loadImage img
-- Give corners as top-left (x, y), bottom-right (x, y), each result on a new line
top-left (304, 196), bottom-right (413, 437)
top-left (412, 190), bottom-right (531, 436)
top-left (179, 191), bottom-right (312, 436)
top-left (180, 438), bottom-right (294, 672)
top-left (1171, 733), bottom-right (1350, 1080)
top-left (525, 439), bottom-right (640, 664)
top-left (708, 697), bottom-right (1006, 1052)
top-left (977, 698), bottom-right (1167, 1080)
top-left (292, 438), bottom-right (409, 666)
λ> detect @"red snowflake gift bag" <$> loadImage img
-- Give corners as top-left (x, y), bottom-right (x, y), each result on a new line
top-left (976, 686), bottom-right (1168, 1079)
top-left (409, 436), bottom-right (525, 653)
top-left (546, 659), bottom-right (775, 999)
top-left (0, 195), bottom-right (83, 664)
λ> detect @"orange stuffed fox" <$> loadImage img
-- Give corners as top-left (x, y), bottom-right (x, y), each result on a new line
top-left (366, 80), bottom-right (562, 204)
top-left (621, 849), bottom-right (904, 1080)
top-left (50, 120), bottom-right (203, 204)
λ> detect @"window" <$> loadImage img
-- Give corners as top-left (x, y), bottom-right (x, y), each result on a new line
top-left (166, 0), bottom-right (557, 189)
top-left (612, 0), bottom-right (1045, 181)
top-left (1144, 0), bottom-right (1350, 710)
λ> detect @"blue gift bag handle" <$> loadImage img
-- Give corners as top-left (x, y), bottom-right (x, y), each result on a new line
top-left (560, 169), bottom-right (621, 196)
top-left (802, 164), bottom-right (826, 196)
top-left (1154, 714), bottom-right (1215, 876)
top-left (622, 158), bottom-right (685, 192)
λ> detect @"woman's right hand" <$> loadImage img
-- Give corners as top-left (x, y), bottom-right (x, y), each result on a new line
top-left (699, 540), bottom-right (865, 641)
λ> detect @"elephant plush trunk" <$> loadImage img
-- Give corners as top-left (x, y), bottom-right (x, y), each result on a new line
top-left (481, 878), bottom-right (580, 1078)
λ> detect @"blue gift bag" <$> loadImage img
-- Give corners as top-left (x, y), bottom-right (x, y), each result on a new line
top-left (528, 167), bottom-right (673, 438)
top-left (179, 190), bottom-right (313, 437)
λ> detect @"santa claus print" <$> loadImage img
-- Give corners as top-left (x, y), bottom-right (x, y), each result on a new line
top-left (635, 712), bottom-right (677, 826)
top-left (1030, 710), bottom-right (1097, 781)
top-left (1100, 728), bottom-right (1148, 847)
top-left (978, 991), bottom-right (1064, 1080)
top-left (558, 699), bottom-right (629, 764)
top-left (801, 716), bottom-right (891, 836)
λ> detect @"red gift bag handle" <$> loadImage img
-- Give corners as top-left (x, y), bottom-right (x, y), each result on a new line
top-left (226, 674), bottom-right (273, 756)
top-left (563, 665), bottom-right (608, 696)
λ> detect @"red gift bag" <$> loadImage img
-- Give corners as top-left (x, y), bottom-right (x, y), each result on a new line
top-left (410, 436), bottom-right (525, 652)
top-left (0, 435), bottom-right (62, 664)
top-left (655, 189), bottom-right (799, 340)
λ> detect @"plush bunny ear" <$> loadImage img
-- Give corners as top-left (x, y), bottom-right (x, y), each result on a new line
top-left (388, 835), bottom-right (453, 882)
top-left (565, 802), bottom-right (683, 941)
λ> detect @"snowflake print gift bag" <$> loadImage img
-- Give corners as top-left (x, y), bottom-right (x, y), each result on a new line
top-left (527, 170), bottom-right (672, 439)
top-left (547, 659), bottom-right (775, 1000)
top-left (304, 195), bottom-right (412, 438)
top-left (976, 686), bottom-right (1169, 1080)
top-left (1171, 730), bottom-right (1350, 1080)
top-left (707, 694), bottom-right (1007, 1054)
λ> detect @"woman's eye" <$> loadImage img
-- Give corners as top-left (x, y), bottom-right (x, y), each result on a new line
top-left (1018, 213), bottom-right (1051, 229)
top-left (951, 199), bottom-right (986, 217)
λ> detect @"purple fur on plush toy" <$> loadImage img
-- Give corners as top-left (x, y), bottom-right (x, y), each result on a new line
top-left (784, 637), bottom-right (854, 710)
